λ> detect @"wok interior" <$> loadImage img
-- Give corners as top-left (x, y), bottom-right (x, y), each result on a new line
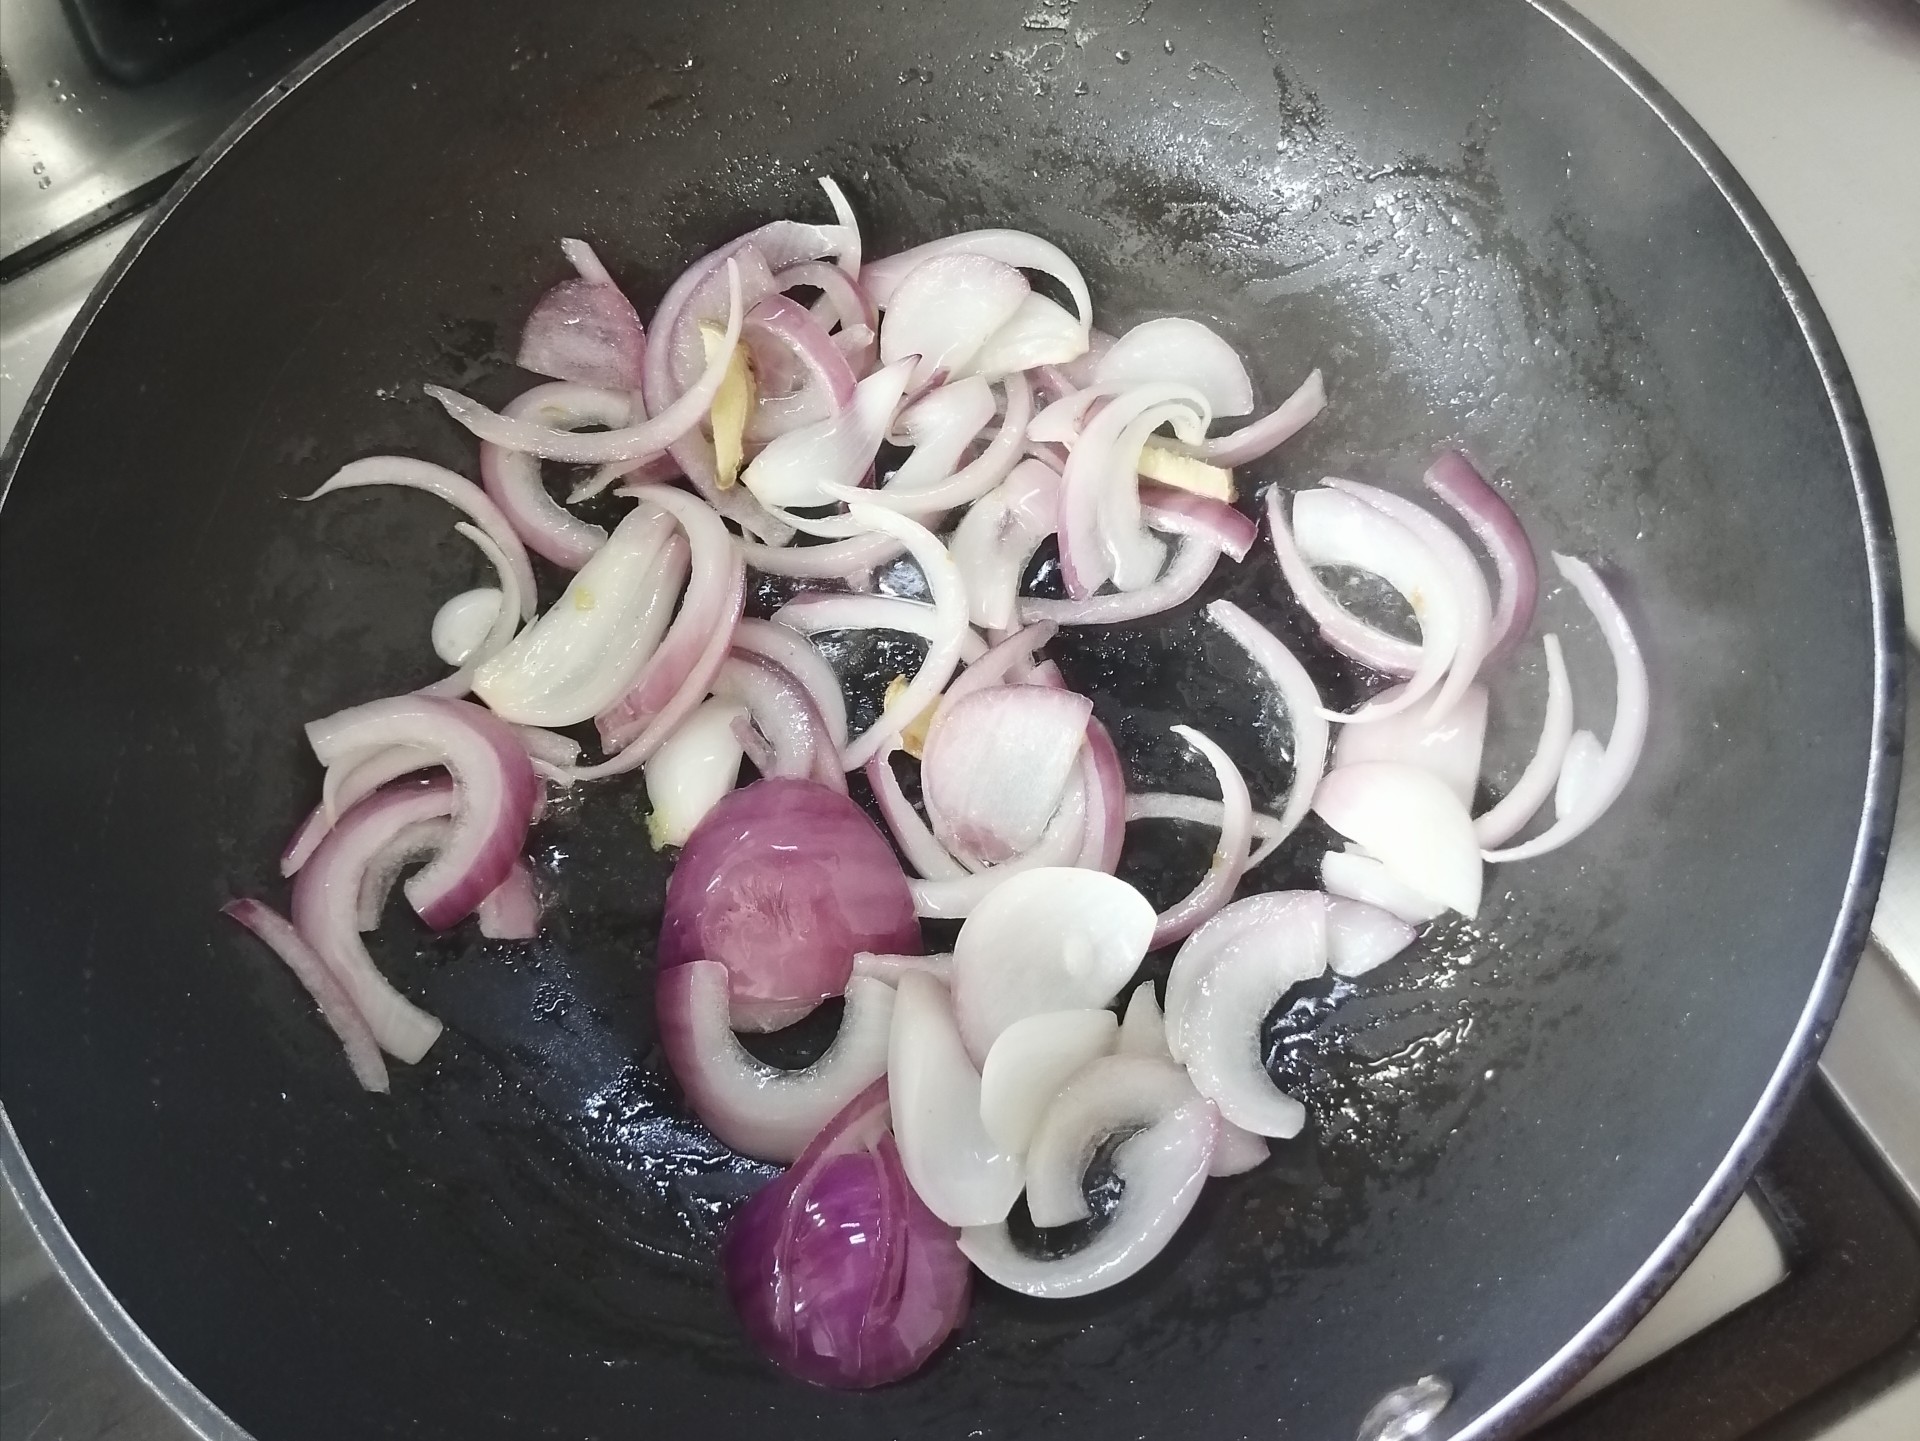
top-left (0, 1), bottom-right (1885, 1438)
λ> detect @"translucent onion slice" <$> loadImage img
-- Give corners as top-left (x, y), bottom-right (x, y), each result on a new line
top-left (478, 381), bottom-right (623, 569)
top-left (921, 685), bottom-right (1093, 866)
top-left (1314, 762), bottom-right (1482, 917)
top-left (475, 861), bottom-right (541, 941)
top-left (1319, 848), bottom-right (1445, 925)
top-left (1020, 536), bottom-right (1217, 627)
top-left (657, 960), bottom-right (896, 1163)
top-left (418, 522), bottom-right (523, 700)
top-left (852, 951), bottom-right (955, 987)
top-left (906, 772), bottom-right (1090, 920)
top-left (950, 868), bottom-right (1156, 1062)
top-left (1058, 383), bottom-right (1208, 598)
top-left (1163, 890), bottom-right (1323, 1066)
top-left (741, 359), bottom-right (914, 510)
top-left (1325, 897), bottom-right (1417, 977)
top-left (1264, 485), bottom-right (1419, 676)
top-left (866, 373), bottom-right (1035, 518)
top-left (1125, 793), bottom-right (1291, 868)
top-left (644, 697), bottom-right (749, 848)
top-left (1425, 449), bottom-right (1539, 663)
top-left (952, 455), bottom-right (1063, 631)
top-left (887, 971), bottom-right (1025, 1227)
top-left (1024, 1054), bottom-right (1208, 1227)
top-left (1176, 368), bottom-right (1325, 467)
top-left (222, 898), bottom-right (389, 1093)
top-left (1205, 599), bottom-right (1329, 846)
top-left (711, 653), bottom-right (845, 793)
top-left (1148, 726), bottom-right (1252, 949)
top-left (1474, 634), bottom-right (1574, 847)
top-left (878, 254), bottom-right (1029, 389)
top-left (956, 292), bottom-right (1088, 379)
top-left (1093, 317), bottom-right (1255, 417)
top-left (884, 377), bottom-right (997, 492)
top-left (1117, 981), bottom-right (1168, 1058)
top-left (977, 1008), bottom-right (1118, 1156)
top-left (862, 230), bottom-right (1093, 343)
top-left (515, 238), bottom-right (646, 392)
top-left (1332, 681), bottom-right (1488, 808)
top-left (432, 588), bottom-right (504, 668)
top-left (730, 618), bottom-right (850, 750)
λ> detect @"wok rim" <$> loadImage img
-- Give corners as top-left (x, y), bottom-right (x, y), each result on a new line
top-left (0, 2), bottom-right (1901, 1437)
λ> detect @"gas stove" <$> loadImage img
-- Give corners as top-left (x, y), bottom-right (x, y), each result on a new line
top-left (2, 2), bottom-right (1916, 1438)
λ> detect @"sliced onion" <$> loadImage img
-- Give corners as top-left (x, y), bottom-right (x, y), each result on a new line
top-left (1556, 728), bottom-right (1607, 819)
top-left (1332, 681), bottom-right (1488, 807)
top-left (1474, 634), bottom-right (1574, 847)
top-left (863, 231), bottom-right (1092, 345)
top-left (1319, 848), bottom-right (1445, 925)
top-left (1325, 898), bottom-right (1416, 977)
top-left (221, 898), bottom-right (389, 1092)
top-left (740, 532), bottom-right (906, 582)
top-left (852, 951), bottom-right (955, 987)
top-left (305, 699), bottom-right (537, 931)
top-left (432, 588), bottom-right (504, 667)
top-left (1027, 385), bottom-right (1111, 444)
top-left (302, 456), bottom-right (538, 622)
top-left (473, 505), bottom-right (682, 726)
top-left (883, 377), bottom-right (997, 493)
top-left (907, 772), bottom-right (1091, 920)
top-left (953, 456), bottom-right (1062, 631)
top-left (1264, 486), bottom-right (1417, 675)
top-left (742, 359), bottom-right (914, 509)
top-left (1148, 726), bottom-right (1252, 949)
top-left (1204, 599), bottom-right (1329, 846)
top-left (731, 618), bottom-right (849, 751)
top-left (1176, 368), bottom-right (1325, 467)
top-left (657, 960), bottom-right (895, 1163)
top-left (741, 293), bottom-right (859, 443)
top-left (1169, 892), bottom-right (1326, 1136)
top-left (712, 653), bottom-right (845, 792)
top-left (567, 449), bottom-right (682, 507)
top-left (515, 238), bottom-right (646, 391)
top-left (644, 697), bottom-right (749, 848)
top-left (773, 593), bottom-right (989, 666)
top-left (818, 177), bottom-right (862, 275)
top-left (979, 1008), bottom-right (1118, 1156)
top-left (1093, 318), bottom-right (1254, 417)
top-left (476, 861), bottom-right (541, 941)
top-left (1125, 793), bottom-right (1291, 867)
top-left (584, 485), bottom-right (745, 772)
top-left (1208, 1123), bottom-right (1271, 1177)
top-left (1484, 557), bottom-right (1647, 862)
top-left (1425, 449), bottom-right (1539, 663)
top-left (1117, 981), bottom-right (1168, 1058)
top-left (352, 815), bottom-right (446, 932)
top-left (779, 258), bottom-right (877, 337)
top-left (1313, 762), bottom-right (1482, 917)
top-left (419, 521), bottom-right (523, 699)
top-left (1328, 478), bottom-right (1493, 722)
top-left (879, 255), bottom-right (1029, 389)
top-left (426, 257), bottom-right (743, 465)
top-left (659, 777), bottom-right (920, 1029)
top-left (1020, 537), bottom-right (1218, 627)
top-left (956, 293), bottom-right (1088, 378)
top-left (1023, 1054), bottom-right (1208, 1226)
top-left (949, 868), bottom-right (1155, 1063)
top-left (1059, 384), bottom-right (1208, 598)
top-left (867, 742), bottom-right (969, 882)
top-left (888, 971), bottom-right (1025, 1227)
top-left (920, 685), bottom-right (1092, 866)
top-left (480, 380), bottom-right (632, 573)
top-left (874, 371), bottom-right (1038, 520)
top-left (960, 1061), bottom-right (1217, 1298)
top-left (1139, 482), bottom-right (1257, 561)
top-left (1075, 718), bottom-right (1128, 874)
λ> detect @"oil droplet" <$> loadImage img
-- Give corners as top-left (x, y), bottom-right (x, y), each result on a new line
top-left (1114, 49), bottom-right (1131, 63)
top-left (1073, 79), bottom-right (1090, 96)
top-left (1163, 39), bottom-right (1175, 53)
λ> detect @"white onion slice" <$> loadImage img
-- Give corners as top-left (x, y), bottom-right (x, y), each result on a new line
top-left (950, 868), bottom-right (1155, 1062)
top-left (1314, 762), bottom-right (1482, 916)
top-left (1059, 383), bottom-right (1208, 597)
top-left (1148, 726), bottom-right (1252, 949)
top-left (1023, 1054), bottom-right (1207, 1226)
top-left (1117, 981), bottom-right (1168, 1058)
top-left (953, 457), bottom-right (1062, 631)
top-left (978, 1008), bottom-right (1118, 1156)
top-left (1209, 1122), bottom-right (1271, 1177)
top-left (1174, 893), bottom-right (1327, 1137)
top-left (418, 522), bottom-right (524, 700)
top-left (879, 254), bottom-right (1030, 389)
top-left (957, 293), bottom-right (1088, 379)
top-left (888, 971), bottom-right (1025, 1227)
top-left (818, 176), bottom-right (861, 276)
top-left (643, 697), bottom-right (749, 847)
top-left (1328, 478), bottom-right (1493, 723)
top-left (739, 532), bottom-right (907, 583)
top-left (656, 960), bottom-right (894, 1163)
top-left (1332, 681), bottom-right (1488, 807)
top-left (711, 654), bottom-right (844, 791)
top-left (1163, 890), bottom-right (1324, 1069)
top-left (1556, 729), bottom-right (1607, 818)
top-left (960, 1065), bottom-right (1217, 1298)
top-left (1263, 486), bottom-right (1418, 675)
top-left (921, 686), bottom-right (1093, 866)
top-left (852, 951), bottom-right (954, 986)
top-left (884, 377), bottom-right (997, 491)
top-left (1027, 385), bottom-right (1111, 445)
top-left (1093, 317), bottom-right (1255, 417)
top-left (1178, 368), bottom-right (1326, 467)
top-left (478, 382), bottom-right (623, 569)
top-left (432, 588), bottom-right (504, 667)
top-left (866, 742), bottom-right (969, 881)
top-left (1326, 898), bottom-right (1417, 977)
top-left (1319, 848), bottom-right (1445, 925)
top-left (1474, 634), bottom-right (1574, 847)
top-left (472, 506), bottom-right (682, 726)
top-left (866, 373), bottom-right (1035, 518)
top-left (907, 771), bottom-right (1091, 919)
top-left (1205, 599), bottom-right (1329, 844)
top-left (740, 359), bottom-right (914, 510)
top-left (222, 899), bottom-right (389, 1092)
top-left (1484, 556), bottom-right (1648, 862)
top-left (862, 230), bottom-right (1093, 342)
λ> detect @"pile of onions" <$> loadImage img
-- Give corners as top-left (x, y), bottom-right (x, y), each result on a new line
top-left (224, 182), bottom-right (1646, 1390)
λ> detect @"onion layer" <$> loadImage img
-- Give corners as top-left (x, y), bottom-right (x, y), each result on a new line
top-left (1313, 762), bottom-right (1483, 917)
top-left (222, 898), bottom-right (389, 1092)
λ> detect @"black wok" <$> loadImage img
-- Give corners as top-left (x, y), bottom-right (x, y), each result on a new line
top-left (0, 1), bottom-right (1900, 1438)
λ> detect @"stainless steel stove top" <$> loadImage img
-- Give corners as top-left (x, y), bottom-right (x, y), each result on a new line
top-left (1, 2), bottom-right (1915, 1438)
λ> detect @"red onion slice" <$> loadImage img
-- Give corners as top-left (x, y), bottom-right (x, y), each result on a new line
top-left (302, 456), bottom-right (538, 623)
top-left (773, 593), bottom-right (990, 666)
top-left (742, 294), bottom-right (860, 443)
top-left (1474, 635), bottom-right (1574, 847)
top-left (1313, 762), bottom-right (1483, 917)
top-left (1148, 726), bottom-right (1253, 949)
top-left (1059, 383), bottom-right (1208, 598)
top-left (853, 951), bottom-right (955, 987)
top-left (818, 177), bottom-right (862, 276)
top-left (305, 699), bottom-right (537, 932)
top-left (953, 456), bottom-right (1062, 630)
top-left (657, 961), bottom-right (895, 1163)
top-left (1204, 599), bottom-right (1329, 844)
top-left (869, 368), bottom-right (1035, 518)
top-left (515, 238), bottom-right (646, 392)
top-left (1425, 449), bottom-right (1539, 664)
top-left (1019, 536), bottom-right (1218, 627)
top-left (1176, 368), bottom-right (1325, 468)
top-left (418, 521), bottom-right (524, 699)
top-left (476, 861), bottom-right (541, 941)
top-left (978, 1008), bottom-right (1118, 1156)
top-left (1264, 486), bottom-right (1418, 676)
top-left (1325, 897), bottom-right (1416, 978)
top-left (779, 259), bottom-right (877, 336)
top-left (1483, 557), bottom-right (1647, 862)
top-left (712, 653), bottom-right (846, 792)
top-left (739, 532), bottom-right (906, 582)
top-left (879, 255), bottom-right (1030, 389)
top-left (1125, 793), bottom-right (1291, 867)
top-left (887, 971), bottom-right (1025, 1227)
top-left (1139, 482), bottom-right (1257, 561)
top-left (907, 772), bottom-right (1091, 920)
top-left (740, 358), bottom-right (913, 510)
top-left (732, 618), bottom-right (850, 751)
top-left (472, 505), bottom-right (682, 726)
top-left (1170, 892), bottom-right (1327, 1136)
top-left (351, 814), bottom-right (446, 932)
top-left (866, 742), bottom-right (969, 882)
top-left (1290, 487), bottom-right (1460, 721)
top-left (935, 621), bottom-right (1057, 710)
top-left (956, 293), bottom-right (1088, 378)
top-left (960, 1060), bottom-right (1217, 1298)
top-left (883, 377), bottom-right (997, 494)
top-left (920, 686), bottom-right (1093, 866)
top-left (222, 898), bottom-right (389, 1092)
top-left (1022, 1053), bottom-right (1210, 1227)
top-left (583, 485), bottom-right (745, 772)
top-left (1074, 718), bottom-right (1128, 875)
top-left (643, 697), bottom-right (749, 848)
top-left (1319, 848), bottom-right (1445, 925)
top-left (1093, 317), bottom-right (1255, 417)
top-left (950, 868), bottom-right (1155, 1063)
top-left (1027, 385), bottom-right (1112, 445)
top-left (863, 231), bottom-right (1093, 344)
top-left (1332, 681), bottom-right (1488, 808)
top-left (1328, 478), bottom-right (1494, 723)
